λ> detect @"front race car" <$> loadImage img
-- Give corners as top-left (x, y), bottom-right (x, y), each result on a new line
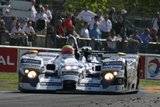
top-left (18, 49), bottom-right (139, 93)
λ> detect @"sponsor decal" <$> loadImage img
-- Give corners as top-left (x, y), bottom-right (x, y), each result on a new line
top-left (79, 83), bottom-right (100, 87)
top-left (146, 57), bottom-right (160, 79)
top-left (40, 82), bottom-right (62, 86)
top-left (103, 61), bottom-right (124, 69)
top-left (21, 59), bottom-right (41, 64)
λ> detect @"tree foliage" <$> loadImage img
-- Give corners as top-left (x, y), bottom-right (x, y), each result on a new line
top-left (64, 0), bottom-right (109, 14)
top-left (64, 0), bottom-right (160, 16)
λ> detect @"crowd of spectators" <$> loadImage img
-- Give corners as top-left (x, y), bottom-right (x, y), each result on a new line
top-left (0, 0), bottom-right (160, 53)
top-left (53, 7), bottom-right (160, 52)
top-left (0, 0), bottom-right (52, 46)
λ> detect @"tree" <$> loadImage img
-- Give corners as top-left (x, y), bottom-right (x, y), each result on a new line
top-left (42, 0), bottom-right (160, 17)
top-left (64, 0), bottom-right (109, 14)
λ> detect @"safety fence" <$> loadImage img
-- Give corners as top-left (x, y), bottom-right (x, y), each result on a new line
top-left (0, 45), bottom-right (160, 80)
top-left (49, 37), bottom-right (160, 54)
top-left (1, 33), bottom-right (160, 54)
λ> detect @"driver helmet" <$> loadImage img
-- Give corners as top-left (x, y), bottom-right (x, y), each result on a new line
top-left (61, 45), bottom-right (74, 54)
top-left (81, 46), bottom-right (92, 54)
top-left (81, 46), bottom-right (92, 61)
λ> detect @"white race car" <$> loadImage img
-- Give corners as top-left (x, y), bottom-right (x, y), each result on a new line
top-left (18, 46), bottom-right (139, 93)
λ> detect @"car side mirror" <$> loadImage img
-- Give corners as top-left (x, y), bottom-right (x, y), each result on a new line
top-left (95, 65), bottom-right (101, 71)
top-left (46, 64), bottom-right (56, 70)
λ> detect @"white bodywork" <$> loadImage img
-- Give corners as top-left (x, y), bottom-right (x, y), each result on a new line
top-left (18, 51), bottom-right (139, 93)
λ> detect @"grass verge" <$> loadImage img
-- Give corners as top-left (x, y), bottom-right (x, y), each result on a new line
top-left (140, 79), bottom-right (160, 87)
top-left (0, 72), bottom-right (18, 91)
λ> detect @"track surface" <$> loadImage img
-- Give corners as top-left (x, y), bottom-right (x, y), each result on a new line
top-left (0, 91), bottom-right (160, 107)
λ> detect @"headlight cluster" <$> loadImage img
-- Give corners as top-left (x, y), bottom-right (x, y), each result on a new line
top-left (104, 71), bottom-right (118, 81)
top-left (24, 69), bottom-right (37, 79)
top-left (64, 65), bottom-right (78, 71)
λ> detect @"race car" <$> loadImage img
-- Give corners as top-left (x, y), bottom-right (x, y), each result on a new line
top-left (18, 46), bottom-right (139, 93)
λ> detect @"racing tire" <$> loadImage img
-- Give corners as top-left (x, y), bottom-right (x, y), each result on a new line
top-left (19, 86), bottom-right (30, 93)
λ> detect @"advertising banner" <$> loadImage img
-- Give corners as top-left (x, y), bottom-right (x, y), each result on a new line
top-left (145, 55), bottom-right (160, 80)
top-left (0, 47), bottom-right (17, 72)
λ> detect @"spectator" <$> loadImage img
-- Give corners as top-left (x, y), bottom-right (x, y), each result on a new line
top-left (114, 13), bottom-right (125, 37)
top-left (90, 23), bottom-right (102, 39)
top-left (10, 22), bottom-right (27, 46)
top-left (152, 12), bottom-right (160, 41)
top-left (10, 17), bottom-right (18, 31)
top-left (54, 19), bottom-right (65, 37)
top-left (80, 22), bottom-right (90, 38)
top-left (11, 22), bottom-right (24, 34)
top-left (44, 4), bottom-right (52, 23)
top-left (108, 7), bottom-right (117, 32)
top-left (30, 0), bottom-right (37, 28)
top-left (130, 31), bottom-right (142, 43)
top-left (106, 32), bottom-right (122, 52)
top-left (99, 15), bottom-right (112, 39)
top-left (35, 5), bottom-right (48, 32)
top-left (139, 28), bottom-right (152, 45)
top-left (0, 19), bottom-right (10, 44)
top-left (66, 31), bottom-right (79, 59)
top-left (22, 20), bottom-right (36, 46)
top-left (150, 28), bottom-right (158, 42)
top-left (63, 13), bottom-right (74, 35)
top-left (89, 15), bottom-right (101, 30)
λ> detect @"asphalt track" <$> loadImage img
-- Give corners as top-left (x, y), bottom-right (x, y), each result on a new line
top-left (0, 91), bottom-right (160, 107)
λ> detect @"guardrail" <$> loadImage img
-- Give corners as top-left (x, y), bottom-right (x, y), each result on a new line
top-left (0, 45), bottom-right (160, 80)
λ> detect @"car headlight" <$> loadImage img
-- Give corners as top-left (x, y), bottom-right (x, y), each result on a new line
top-left (27, 71), bottom-right (37, 79)
top-left (65, 65), bottom-right (78, 70)
top-left (65, 66), bottom-right (72, 70)
top-left (72, 66), bottom-right (78, 69)
top-left (104, 73), bottom-right (114, 81)
top-left (24, 69), bottom-right (30, 74)
top-left (113, 71), bottom-right (118, 76)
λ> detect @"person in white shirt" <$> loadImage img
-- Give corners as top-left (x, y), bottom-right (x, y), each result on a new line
top-left (35, 5), bottom-right (49, 32)
top-left (106, 32), bottom-right (122, 52)
top-left (35, 5), bottom-right (49, 22)
top-left (11, 22), bottom-right (28, 46)
top-left (99, 15), bottom-right (112, 38)
top-left (44, 4), bottom-right (52, 23)
top-left (22, 20), bottom-right (36, 46)
top-left (22, 21), bottom-right (35, 35)
top-left (77, 9), bottom-right (96, 24)
top-left (11, 22), bottom-right (24, 35)
top-left (80, 22), bottom-right (90, 38)
top-left (30, 0), bottom-right (37, 23)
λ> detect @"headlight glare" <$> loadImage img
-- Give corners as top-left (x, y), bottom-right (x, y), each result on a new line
top-left (65, 66), bottom-right (72, 70)
top-left (24, 69), bottom-right (30, 74)
top-left (113, 71), bottom-right (118, 76)
top-left (72, 66), bottom-right (78, 69)
top-left (27, 71), bottom-right (37, 79)
top-left (104, 73), bottom-right (114, 81)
